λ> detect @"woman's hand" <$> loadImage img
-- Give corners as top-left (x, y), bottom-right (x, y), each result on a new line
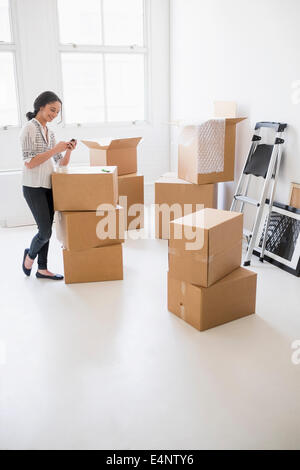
top-left (54, 141), bottom-right (69, 153)
top-left (67, 139), bottom-right (77, 151)
top-left (59, 139), bottom-right (77, 166)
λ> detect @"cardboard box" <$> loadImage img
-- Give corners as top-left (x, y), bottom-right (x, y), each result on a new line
top-left (155, 172), bottom-right (217, 239)
top-left (55, 206), bottom-right (125, 251)
top-left (82, 137), bottom-right (142, 176)
top-left (52, 166), bottom-right (118, 211)
top-left (169, 208), bottom-right (243, 287)
top-left (178, 118), bottom-right (246, 184)
top-left (63, 244), bottom-right (123, 284)
top-left (168, 267), bottom-right (257, 332)
top-left (118, 174), bottom-right (144, 230)
top-left (289, 183), bottom-right (300, 209)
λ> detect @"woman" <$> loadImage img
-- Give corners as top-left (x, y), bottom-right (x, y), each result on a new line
top-left (21, 90), bottom-right (77, 280)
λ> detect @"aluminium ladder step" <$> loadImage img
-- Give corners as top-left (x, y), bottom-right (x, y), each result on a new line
top-left (234, 195), bottom-right (260, 207)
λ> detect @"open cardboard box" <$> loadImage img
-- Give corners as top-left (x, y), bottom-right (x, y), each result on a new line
top-left (82, 137), bottom-right (142, 176)
top-left (169, 208), bottom-right (243, 288)
top-left (155, 172), bottom-right (217, 240)
top-left (178, 117), bottom-right (246, 184)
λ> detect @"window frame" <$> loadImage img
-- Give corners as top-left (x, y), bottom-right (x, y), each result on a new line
top-left (0, 0), bottom-right (24, 131)
top-left (54, 0), bottom-right (151, 128)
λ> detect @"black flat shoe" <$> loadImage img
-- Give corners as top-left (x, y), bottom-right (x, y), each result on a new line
top-left (36, 272), bottom-right (64, 281)
top-left (22, 248), bottom-right (31, 277)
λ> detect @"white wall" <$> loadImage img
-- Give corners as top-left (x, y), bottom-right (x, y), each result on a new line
top-left (170, 0), bottom-right (300, 210)
top-left (0, 0), bottom-right (170, 225)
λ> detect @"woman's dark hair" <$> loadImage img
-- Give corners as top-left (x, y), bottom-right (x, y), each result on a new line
top-left (26, 91), bottom-right (63, 121)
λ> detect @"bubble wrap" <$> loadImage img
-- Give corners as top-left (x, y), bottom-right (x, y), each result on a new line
top-left (179, 119), bottom-right (226, 174)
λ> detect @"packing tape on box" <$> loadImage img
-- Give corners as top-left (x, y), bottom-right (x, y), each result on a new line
top-left (179, 282), bottom-right (186, 320)
top-left (181, 281), bottom-right (186, 296)
top-left (179, 304), bottom-right (186, 320)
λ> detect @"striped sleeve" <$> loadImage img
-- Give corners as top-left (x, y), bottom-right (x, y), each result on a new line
top-left (50, 132), bottom-right (63, 164)
top-left (20, 124), bottom-right (38, 162)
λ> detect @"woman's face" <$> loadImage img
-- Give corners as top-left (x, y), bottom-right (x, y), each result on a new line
top-left (40, 101), bottom-right (61, 122)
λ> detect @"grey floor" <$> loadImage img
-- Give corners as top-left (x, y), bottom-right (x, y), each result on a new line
top-left (0, 216), bottom-right (300, 450)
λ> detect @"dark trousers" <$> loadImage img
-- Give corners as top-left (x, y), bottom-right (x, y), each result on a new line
top-left (23, 186), bottom-right (54, 270)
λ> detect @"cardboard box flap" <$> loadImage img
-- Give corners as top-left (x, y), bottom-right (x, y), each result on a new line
top-left (225, 117), bottom-right (247, 125)
top-left (81, 140), bottom-right (109, 150)
top-left (108, 137), bottom-right (142, 150)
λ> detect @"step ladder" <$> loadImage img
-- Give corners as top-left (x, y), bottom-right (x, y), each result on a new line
top-left (230, 121), bottom-right (287, 266)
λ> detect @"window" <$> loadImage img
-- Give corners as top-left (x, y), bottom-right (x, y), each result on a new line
top-left (105, 54), bottom-right (145, 122)
top-left (0, 0), bottom-right (19, 128)
top-left (0, 0), bottom-right (11, 42)
top-left (61, 53), bottom-right (105, 124)
top-left (57, 0), bottom-right (147, 125)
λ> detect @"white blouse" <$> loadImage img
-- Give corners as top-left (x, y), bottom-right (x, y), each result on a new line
top-left (20, 118), bottom-right (63, 189)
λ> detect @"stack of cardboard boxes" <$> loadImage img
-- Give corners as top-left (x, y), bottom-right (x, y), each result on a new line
top-left (82, 138), bottom-right (144, 231)
top-left (155, 116), bottom-right (246, 239)
top-left (166, 108), bottom-right (256, 330)
top-left (168, 208), bottom-right (257, 331)
top-left (52, 166), bottom-right (124, 284)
